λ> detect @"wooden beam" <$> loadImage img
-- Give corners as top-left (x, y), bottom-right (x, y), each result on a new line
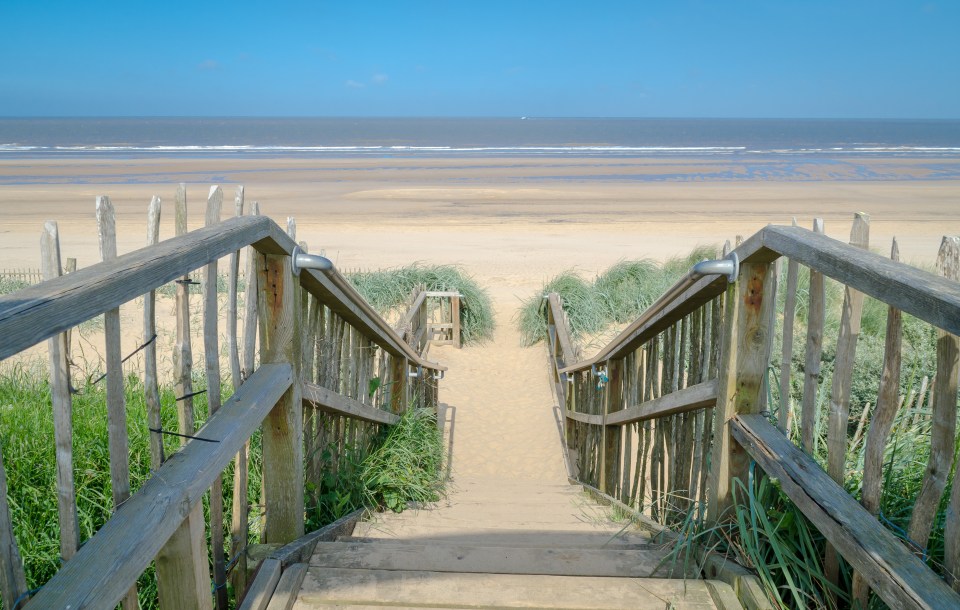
top-left (238, 558), bottom-right (282, 610)
top-left (606, 379), bottom-right (718, 426)
top-left (601, 359), bottom-right (623, 496)
top-left (761, 224), bottom-right (960, 336)
top-left (258, 253), bottom-right (305, 545)
top-left (566, 410), bottom-right (604, 426)
top-left (303, 382), bottom-right (400, 425)
top-left (0, 215), bottom-right (282, 360)
top-left (731, 414), bottom-right (960, 610)
top-left (24, 364), bottom-right (293, 610)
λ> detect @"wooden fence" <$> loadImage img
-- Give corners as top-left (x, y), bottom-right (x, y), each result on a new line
top-left (0, 184), bottom-right (446, 609)
top-left (547, 214), bottom-right (960, 610)
top-left (0, 269), bottom-right (44, 285)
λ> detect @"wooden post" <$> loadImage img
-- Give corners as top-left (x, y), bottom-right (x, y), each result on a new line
top-left (853, 239), bottom-right (903, 606)
top-left (157, 184), bottom-right (213, 610)
top-left (229, 186), bottom-right (244, 389)
top-left (242, 202), bottom-right (261, 380)
top-left (203, 186), bottom-right (229, 610)
top-left (706, 258), bottom-right (775, 524)
top-left (917, 237), bottom-right (960, 564)
top-left (779, 217), bottom-right (800, 435)
top-left (41, 221), bottom-right (80, 563)
top-left (96, 196), bottom-right (139, 610)
top-left (0, 446), bottom-right (27, 610)
top-left (824, 213), bottom-right (869, 587)
top-left (64, 257), bottom-right (77, 366)
top-left (801, 218), bottom-right (826, 454)
top-left (452, 294), bottom-right (461, 348)
top-left (143, 198), bottom-right (164, 471)
top-left (258, 246), bottom-right (305, 543)
top-left (600, 359), bottom-right (623, 497)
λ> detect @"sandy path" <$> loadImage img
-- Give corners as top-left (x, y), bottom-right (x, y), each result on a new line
top-left (433, 302), bottom-right (568, 484)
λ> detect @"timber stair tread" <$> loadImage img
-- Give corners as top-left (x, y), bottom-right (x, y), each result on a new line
top-left (290, 480), bottom-right (742, 609)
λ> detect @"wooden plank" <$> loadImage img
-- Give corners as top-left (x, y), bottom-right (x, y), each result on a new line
top-left (0, 214), bottom-right (283, 361)
top-left (801, 218), bottom-right (826, 453)
top-left (761, 224), bottom-right (960, 336)
top-left (921, 237), bottom-right (960, 568)
top-left (24, 364), bottom-right (292, 610)
top-left (269, 508), bottom-right (365, 568)
top-left (548, 294), bottom-right (577, 363)
top-left (0, 446), bottom-right (28, 610)
top-left (731, 413), bottom-right (960, 610)
top-left (95, 196), bottom-right (139, 610)
top-left (423, 290), bottom-right (462, 297)
top-left (265, 563), bottom-right (307, 610)
top-left (854, 238), bottom-right (903, 606)
top-left (258, 252), bottom-right (305, 544)
top-left (824, 214), bottom-right (870, 587)
top-left (303, 382), bottom-right (400, 425)
top-left (707, 260), bottom-right (775, 524)
top-left (778, 218), bottom-right (800, 434)
top-left (396, 291), bottom-right (427, 336)
top-left (606, 379), bottom-right (718, 426)
top-left (601, 359), bottom-right (623, 496)
top-left (566, 410), bottom-right (604, 426)
top-left (40, 221), bottom-right (79, 562)
top-left (239, 558), bottom-right (283, 610)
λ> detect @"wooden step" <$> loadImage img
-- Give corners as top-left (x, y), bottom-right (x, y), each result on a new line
top-left (343, 524), bottom-right (651, 548)
top-left (394, 501), bottom-right (613, 522)
top-left (310, 540), bottom-right (685, 578)
top-left (293, 567), bottom-right (736, 609)
top-left (366, 512), bottom-right (628, 532)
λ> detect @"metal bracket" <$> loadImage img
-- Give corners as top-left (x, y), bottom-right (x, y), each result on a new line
top-left (692, 251), bottom-right (740, 283)
top-left (291, 246), bottom-right (333, 275)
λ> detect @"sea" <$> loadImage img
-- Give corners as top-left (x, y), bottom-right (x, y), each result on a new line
top-left (1, 117), bottom-right (959, 159)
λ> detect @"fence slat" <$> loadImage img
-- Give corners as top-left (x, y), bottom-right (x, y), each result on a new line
top-left (143, 197), bottom-right (164, 471)
top-left (853, 238), bottom-right (903, 606)
top-left (778, 217), bottom-right (799, 435)
top-left (801, 218), bottom-right (826, 453)
top-left (96, 196), bottom-right (139, 610)
top-left (229, 186), bottom-right (245, 389)
top-left (0, 446), bottom-right (27, 610)
top-left (41, 221), bottom-right (79, 563)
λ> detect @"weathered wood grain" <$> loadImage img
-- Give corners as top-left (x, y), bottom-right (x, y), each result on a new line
top-left (801, 218), bottom-right (826, 453)
top-left (0, 214), bottom-right (283, 361)
top-left (303, 382), bottom-right (400, 425)
top-left (761, 224), bottom-right (960, 336)
top-left (41, 221), bottom-right (79, 563)
top-left (258, 253), bottom-right (305, 544)
top-left (242, 202), bottom-right (261, 379)
top-left (238, 558), bottom-right (282, 610)
top-left (264, 563), bottom-right (307, 610)
top-left (731, 414), bottom-right (960, 610)
top-left (143, 197), bottom-right (164, 470)
top-left (566, 410), bottom-right (604, 426)
top-left (601, 359), bottom-right (623, 496)
top-left (606, 379), bottom-right (718, 426)
top-left (778, 217), bottom-right (799, 435)
top-left (24, 364), bottom-right (292, 610)
top-left (925, 237), bottom-right (960, 585)
top-left (229, 186), bottom-right (244, 389)
top-left (707, 260), bottom-right (775, 524)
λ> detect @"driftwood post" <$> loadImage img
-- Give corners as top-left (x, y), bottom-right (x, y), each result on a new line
top-left (96, 196), bottom-right (139, 610)
top-left (258, 228), bottom-right (305, 543)
top-left (778, 217), bottom-right (799, 435)
top-left (41, 221), bottom-right (80, 563)
top-left (143, 197), bottom-right (164, 470)
top-left (707, 255), bottom-right (776, 523)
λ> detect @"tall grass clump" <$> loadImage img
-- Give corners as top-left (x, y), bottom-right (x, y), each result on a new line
top-left (0, 277), bottom-right (30, 295)
top-left (518, 245), bottom-right (719, 345)
top-left (346, 263), bottom-right (494, 344)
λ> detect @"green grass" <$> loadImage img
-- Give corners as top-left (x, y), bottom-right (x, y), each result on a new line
top-left (517, 245), bottom-right (719, 345)
top-left (0, 362), bottom-right (444, 608)
top-left (0, 277), bottom-right (30, 295)
top-left (345, 263), bottom-right (494, 345)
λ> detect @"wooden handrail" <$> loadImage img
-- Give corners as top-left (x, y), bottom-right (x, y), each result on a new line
top-left (0, 215), bottom-right (444, 372)
top-left (302, 382), bottom-right (400, 426)
top-left (25, 363), bottom-right (293, 609)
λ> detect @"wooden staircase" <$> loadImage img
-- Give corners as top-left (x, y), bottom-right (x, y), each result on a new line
top-left (282, 478), bottom-right (742, 609)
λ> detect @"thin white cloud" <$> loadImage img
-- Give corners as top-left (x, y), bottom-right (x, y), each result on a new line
top-left (197, 59), bottom-right (221, 71)
top-left (346, 80), bottom-right (365, 89)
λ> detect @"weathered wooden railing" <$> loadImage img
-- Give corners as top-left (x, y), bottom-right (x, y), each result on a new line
top-left (548, 215), bottom-right (960, 610)
top-left (0, 185), bottom-right (444, 609)
top-left (396, 287), bottom-right (463, 356)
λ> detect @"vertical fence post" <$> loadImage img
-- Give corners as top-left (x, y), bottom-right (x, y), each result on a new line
top-left (157, 185), bottom-right (213, 610)
top-left (41, 221), bottom-right (80, 563)
top-left (801, 218), bottom-right (826, 453)
top-left (0, 446), bottom-right (27, 610)
top-left (707, 256), bottom-right (776, 524)
top-left (452, 294), bottom-right (461, 348)
top-left (143, 197), bottom-right (164, 472)
top-left (600, 359), bottom-right (623, 497)
top-left (258, 241), bottom-right (305, 544)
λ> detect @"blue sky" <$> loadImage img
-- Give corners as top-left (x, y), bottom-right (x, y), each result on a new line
top-left (0, 1), bottom-right (956, 117)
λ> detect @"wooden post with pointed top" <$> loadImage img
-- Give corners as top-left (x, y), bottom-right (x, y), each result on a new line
top-left (143, 198), bottom-right (164, 471)
top-left (801, 218), bottom-right (826, 454)
top-left (778, 218), bottom-right (800, 435)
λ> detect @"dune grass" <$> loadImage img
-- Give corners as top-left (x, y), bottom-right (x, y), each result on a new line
top-left (345, 263), bottom-right (494, 345)
top-left (517, 245), bottom-right (719, 345)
